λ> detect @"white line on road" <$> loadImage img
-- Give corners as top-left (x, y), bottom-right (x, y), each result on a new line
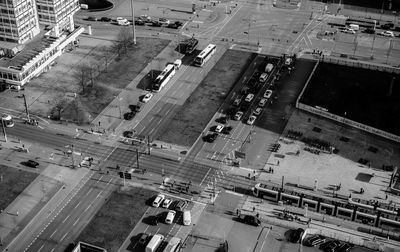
top-left (259, 228), bottom-right (271, 252)
top-left (73, 218), bottom-right (80, 226)
top-left (50, 229), bottom-right (57, 238)
top-left (38, 244), bottom-right (44, 252)
top-left (96, 191), bottom-right (102, 199)
top-left (38, 125), bottom-right (44, 129)
top-left (74, 201), bottom-right (81, 209)
top-left (86, 188), bottom-right (93, 196)
top-left (84, 204), bottom-right (91, 212)
top-left (60, 232), bottom-right (68, 241)
top-left (62, 214), bottom-right (70, 223)
top-left (199, 167), bottom-right (212, 187)
top-left (50, 248), bottom-right (55, 252)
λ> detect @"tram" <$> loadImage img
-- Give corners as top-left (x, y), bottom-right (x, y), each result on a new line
top-left (1, 114), bottom-right (14, 127)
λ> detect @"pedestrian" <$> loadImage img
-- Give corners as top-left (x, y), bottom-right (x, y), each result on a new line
top-left (277, 160), bottom-right (280, 166)
top-left (116, 164), bottom-right (120, 170)
top-left (248, 173), bottom-right (251, 179)
top-left (253, 206), bottom-right (255, 212)
top-left (107, 171), bottom-right (109, 175)
top-left (236, 209), bottom-right (239, 215)
top-left (385, 194), bottom-right (388, 200)
top-left (256, 213), bottom-right (259, 218)
top-left (91, 128), bottom-right (93, 133)
top-left (272, 168), bottom-right (274, 174)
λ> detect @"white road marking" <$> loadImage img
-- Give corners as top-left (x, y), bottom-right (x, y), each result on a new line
top-left (199, 167), bottom-right (212, 187)
top-left (73, 218), bottom-right (80, 226)
top-left (74, 201), bottom-right (81, 209)
top-left (86, 188), bottom-right (93, 196)
top-left (38, 244), bottom-right (44, 252)
top-left (50, 230), bottom-right (57, 238)
top-left (60, 233), bottom-right (68, 241)
top-left (62, 214), bottom-right (70, 223)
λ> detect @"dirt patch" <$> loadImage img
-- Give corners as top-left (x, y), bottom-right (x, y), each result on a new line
top-left (76, 187), bottom-right (155, 251)
top-left (0, 165), bottom-right (38, 210)
top-left (25, 37), bottom-right (170, 124)
top-left (158, 50), bottom-right (256, 147)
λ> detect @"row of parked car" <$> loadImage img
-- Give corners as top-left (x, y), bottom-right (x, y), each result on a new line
top-left (303, 234), bottom-right (353, 252)
top-left (149, 194), bottom-right (191, 226)
top-left (86, 15), bottom-right (184, 29)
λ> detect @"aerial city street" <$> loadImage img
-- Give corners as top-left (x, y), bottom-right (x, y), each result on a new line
top-left (0, 0), bottom-right (400, 251)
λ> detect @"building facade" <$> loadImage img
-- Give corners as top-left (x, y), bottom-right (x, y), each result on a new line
top-left (0, 0), bottom-right (82, 86)
top-left (0, 0), bottom-right (40, 44)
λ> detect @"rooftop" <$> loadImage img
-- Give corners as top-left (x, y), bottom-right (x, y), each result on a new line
top-left (0, 26), bottom-right (63, 71)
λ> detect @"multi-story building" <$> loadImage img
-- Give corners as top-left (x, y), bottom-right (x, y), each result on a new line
top-left (0, 0), bottom-right (40, 44)
top-left (0, 0), bottom-right (83, 87)
top-left (36, 0), bottom-right (80, 36)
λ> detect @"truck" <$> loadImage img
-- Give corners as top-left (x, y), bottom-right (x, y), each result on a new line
top-left (145, 234), bottom-right (164, 252)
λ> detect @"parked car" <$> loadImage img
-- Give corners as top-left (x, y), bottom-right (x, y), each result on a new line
top-left (135, 20), bottom-right (145, 25)
top-left (234, 111), bottom-right (243, 121)
top-left (80, 157), bottom-right (93, 167)
top-left (380, 30), bottom-right (394, 37)
top-left (285, 57), bottom-right (293, 66)
top-left (138, 233), bottom-right (149, 246)
top-left (289, 228), bottom-right (304, 243)
top-left (337, 243), bottom-right (353, 252)
top-left (87, 16), bottom-right (97, 21)
top-left (381, 22), bottom-right (394, 30)
top-left (159, 18), bottom-right (170, 25)
top-left (247, 115), bottom-right (256, 125)
top-left (245, 93), bottom-right (254, 102)
top-left (253, 107), bottom-right (263, 116)
top-left (363, 28), bottom-right (375, 34)
top-left (215, 124), bottom-right (224, 133)
top-left (303, 235), bottom-right (325, 246)
top-left (203, 133), bottom-right (218, 143)
top-left (21, 160), bottom-right (39, 168)
top-left (216, 116), bottom-right (228, 124)
top-left (237, 214), bottom-right (261, 226)
top-left (165, 210), bottom-right (176, 224)
top-left (264, 89), bottom-right (272, 99)
top-left (139, 15), bottom-right (152, 22)
top-left (221, 126), bottom-right (233, 135)
top-left (259, 73), bottom-right (268, 82)
top-left (123, 112), bottom-right (135, 120)
top-left (233, 96), bottom-right (242, 106)
top-left (259, 98), bottom-right (267, 107)
top-left (341, 28), bottom-right (356, 34)
top-left (142, 93), bottom-right (153, 103)
top-left (175, 200), bottom-right (188, 211)
top-left (116, 17), bottom-right (128, 23)
top-left (150, 20), bottom-right (162, 27)
top-left (99, 17), bottom-right (111, 22)
top-left (152, 194), bottom-right (165, 207)
top-left (162, 198), bottom-right (172, 208)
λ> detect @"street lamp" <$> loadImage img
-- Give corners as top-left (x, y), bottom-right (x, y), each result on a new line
top-left (130, 0), bottom-right (136, 44)
top-left (115, 95), bottom-right (123, 119)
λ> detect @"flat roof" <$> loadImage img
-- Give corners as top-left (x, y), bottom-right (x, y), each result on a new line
top-left (0, 27), bottom-right (60, 70)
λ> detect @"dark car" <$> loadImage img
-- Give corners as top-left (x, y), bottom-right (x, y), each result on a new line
top-left (238, 214), bottom-right (261, 226)
top-left (364, 28), bottom-right (375, 34)
top-left (123, 112), bottom-right (135, 120)
top-left (203, 133), bottom-right (218, 143)
top-left (303, 235), bottom-right (325, 246)
top-left (138, 233), bottom-right (149, 246)
top-left (320, 240), bottom-right (340, 251)
top-left (21, 160), bottom-right (39, 168)
top-left (123, 131), bottom-right (134, 138)
top-left (221, 126), bottom-right (233, 135)
top-left (337, 243), bottom-right (353, 252)
top-left (289, 228), bottom-right (304, 243)
top-left (216, 116), bottom-right (228, 124)
top-left (150, 21), bottom-right (162, 27)
top-left (87, 16), bottom-right (97, 21)
top-left (381, 23), bottom-right (394, 30)
top-left (175, 200), bottom-right (188, 211)
top-left (135, 20), bottom-right (145, 25)
top-left (99, 17), bottom-right (111, 22)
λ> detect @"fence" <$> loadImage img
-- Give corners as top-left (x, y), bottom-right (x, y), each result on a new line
top-left (321, 56), bottom-right (400, 74)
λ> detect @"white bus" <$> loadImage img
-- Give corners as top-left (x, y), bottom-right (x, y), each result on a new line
top-left (153, 64), bottom-right (176, 92)
top-left (164, 237), bottom-right (181, 252)
top-left (194, 44), bottom-right (216, 67)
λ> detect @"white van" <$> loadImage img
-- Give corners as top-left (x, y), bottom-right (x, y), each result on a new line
top-left (146, 234), bottom-right (164, 252)
top-left (164, 237), bottom-right (181, 252)
top-left (265, 63), bottom-right (274, 73)
top-left (183, 210), bottom-right (191, 226)
top-left (349, 24), bottom-right (359, 31)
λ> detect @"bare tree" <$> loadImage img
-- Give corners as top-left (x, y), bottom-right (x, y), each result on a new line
top-left (53, 95), bottom-right (69, 119)
top-left (114, 26), bottom-right (134, 55)
top-left (74, 63), bottom-right (96, 93)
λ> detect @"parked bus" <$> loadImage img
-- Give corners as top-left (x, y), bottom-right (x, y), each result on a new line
top-left (164, 237), bottom-right (181, 252)
top-left (194, 44), bottom-right (216, 67)
top-left (184, 38), bottom-right (198, 54)
top-left (153, 64), bottom-right (176, 92)
top-left (1, 114), bottom-right (14, 127)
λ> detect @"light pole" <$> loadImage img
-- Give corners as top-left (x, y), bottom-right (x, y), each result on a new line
top-left (115, 94), bottom-right (123, 119)
top-left (243, 18), bottom-right (256, 44)
top-left (1, 118), bottom-right (7, 142)
top-left (130, 0), bottom-right (136, 44)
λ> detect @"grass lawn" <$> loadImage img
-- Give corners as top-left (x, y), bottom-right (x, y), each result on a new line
top-left (299, 62), bottom-right (400, 136)
top-left (65, 37), bottom-right (171, 124)
top-left (158, 50), bottom-right (256, 147)
top-left (76, 187), bottom-right (155, 251)
top-left (0, 165), bottom-right (38, 210)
